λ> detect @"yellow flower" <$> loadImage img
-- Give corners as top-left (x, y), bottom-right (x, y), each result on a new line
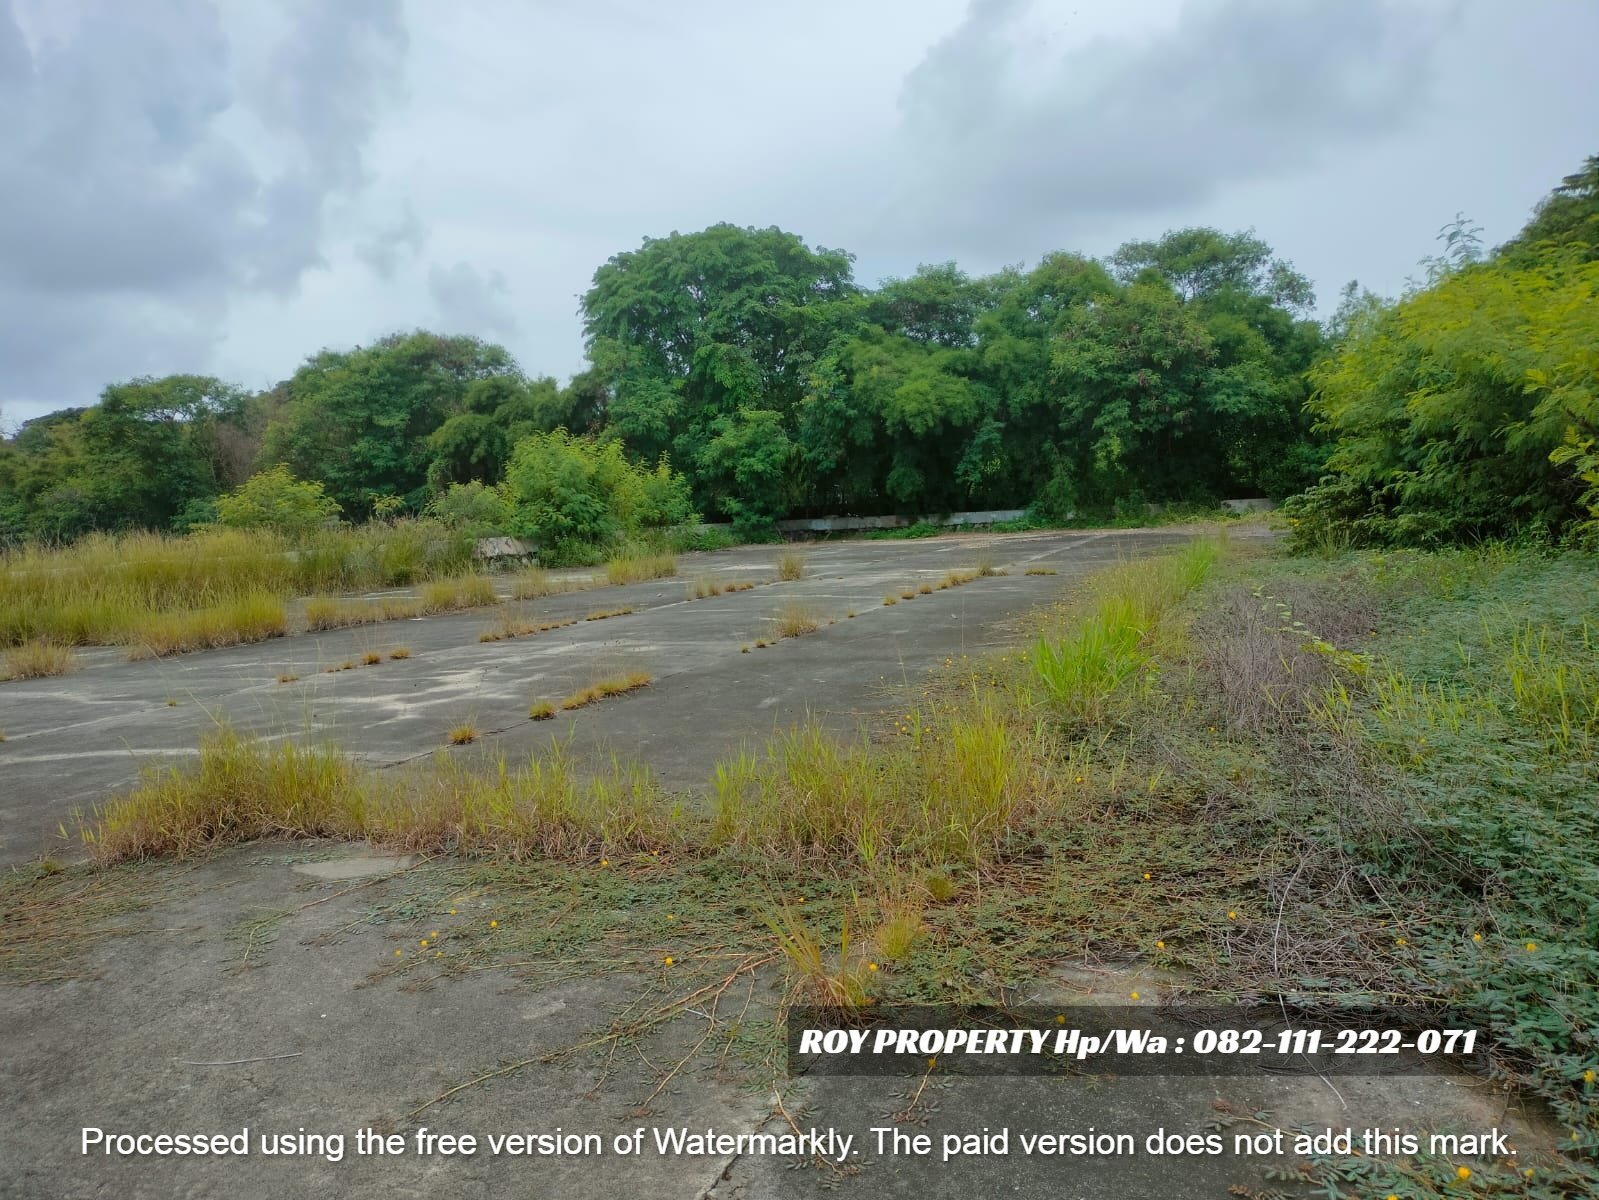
top-left (1155, 940), bottom-right (1165, 950)
top-left (419, 939), bottom-right (428, 948)
top-left (664, 955), bottom-right (674, 967)
top-left (395, 949), bottom-right (403, 957)
top-left (1395, 937), bottom-right (1407, 947)
top-left (666, 913), bottom-right (676, 921)
top-left (1055, 1014), bottom-right (1066, 1025)
top-left (867, 963), bottom-right (878, 972)
top-left (1456, 1166), bottom-right (1471, 1181)
top-left (1472, 932), bottom-right (1483, 943)
top-left (1130, 991), bottom-right (1140, 1000)
top-left (1227, 911), bottom-right (1237, 920)
top-left (429, 930), bottom-right (438, 939)
top-left (1142, 872), bottom-right (1151, 881)
top-left (489, 920), bottom-right (498, 928)
top-left (1074, 776), bottom-right (1084, 784)
top-left (1526, 941), bottom-right (1538, 952)
top-left (1584, 1069), bottom-right (1595, 1084)
top-left (448, 908), bottom-right (457, 915)
top-left (601, 858), bottom-right (610, 867)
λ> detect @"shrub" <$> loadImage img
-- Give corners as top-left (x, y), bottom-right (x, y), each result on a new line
top-left (215, 466), bottom-right (342, 535)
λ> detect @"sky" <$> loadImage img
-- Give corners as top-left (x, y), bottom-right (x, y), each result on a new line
top-left (2, 0), bottom-right (1596, 427)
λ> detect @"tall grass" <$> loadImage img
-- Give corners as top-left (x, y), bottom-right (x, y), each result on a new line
top-left (85, 730), bottom-right (675, 863)
top-left (710, 700), bottom-right (1042, 867)
top-left (1031, 539), bottom-right (1219, 720)
top-left (606, 549), bottom-right (677, 585)
top-left (776, 551), bottom-right (806, 581)
top-left (0, 522), bottom-right (474, 650)
top-left (3, 639), bottom-right (79, 680)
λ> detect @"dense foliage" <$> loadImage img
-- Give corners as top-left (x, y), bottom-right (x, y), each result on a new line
top-left (3, 155), bottom-right (1592, 548)
top-left (1289, 155), bottom-right (1599, 548)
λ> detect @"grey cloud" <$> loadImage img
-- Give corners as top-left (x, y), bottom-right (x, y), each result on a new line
top-left (358, 204), bottom-right (427, 278)
top-left (889, 0), bottom-right (1454, 249)
top-left (0, 0), bottom-right (408, 416)
top-left (427, 261), bottom-right (517, 336)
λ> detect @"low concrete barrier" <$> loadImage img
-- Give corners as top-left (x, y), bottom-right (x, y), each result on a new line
top-left (771, 509), bottom-right (1027, 534)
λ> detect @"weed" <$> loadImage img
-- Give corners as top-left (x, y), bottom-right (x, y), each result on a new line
top-left (559, 671), bottom-right (653, 710)
top-left (585, 606), bottom-right (633, 621)
top-left (1025, 567), bottom-right (1058, 576)
top-left (362, 651), bottom-right (383, 666)
top-left (389, 647), bottom-right (412, 660)
top-left (883, 595), bottom-right (898, 606)
top-left (774, 603), bottom-right (821, 639)
top-left (448, 725), bottom-right (479, 745)
top-left (766, 905), bottom-right (872, 1012)
top-left (917, 582), bottom-right (933, 595)
top-left (689, 576), bottom-right (724, 599)
top-left (528, 701), bottom-right (557, 721)
top-left (277, 673), bottom-right (299, 684)
top-left (511, 567), bottom-right (581, 600)
top-left (900, 589), bottom-right (917, 600)
top-left (4, 639), bottom-right (78, 680)
top-left (124, 594), bottom-right (287, 659)
top-left (776, 552), bottom-right (806, 582)
top-left (607, 551), bottom-right (677, 585)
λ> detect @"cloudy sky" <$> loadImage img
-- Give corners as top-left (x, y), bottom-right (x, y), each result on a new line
top-left (2, 0), bottom-right (1596, 426)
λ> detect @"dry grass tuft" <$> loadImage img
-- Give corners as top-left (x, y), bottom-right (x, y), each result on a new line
top-left (559, 671), bottom-right (653, 710)
top-left (774, 603), bottom-right (821, 639)
top-left (585, 606), bottom-right (633, 622)
top-left (362, 651), bottom-right (383, 666)
top-left (776, 552), bottom-right (806, 582)
top-left (4, 639), bottom-right (79, 680)
top-left (528, 700), bottom-right (557, 720)
top-left (389, 646), bottom-right (412, 660)
top-left (607, 551), bottom-right (677, 586)
top-left (1025, 567), bottom-right (1058, 576)
top-left (277, 672), bottom-right (299, 684)
top-left (448, 724), bottom-right (479, 745)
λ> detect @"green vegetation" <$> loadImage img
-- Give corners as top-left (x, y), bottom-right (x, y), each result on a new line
top-left (0, 523), bottom-right (475, 651)
top-left (53, 532), bottom-right (1599, 1189)
top-left (1290, 156), bottom-right (1598, 549)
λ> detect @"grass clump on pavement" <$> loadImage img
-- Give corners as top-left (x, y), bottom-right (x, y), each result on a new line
top-left (3, 638), bottom-right (79, 680)
top-left (606, 550), bottom-right (677, 585)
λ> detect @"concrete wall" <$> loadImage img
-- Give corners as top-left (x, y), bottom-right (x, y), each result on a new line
top-left (770, 509), bottom-right (1027, 534)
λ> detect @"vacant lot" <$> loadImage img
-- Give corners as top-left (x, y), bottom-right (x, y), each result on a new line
top-left (2, 527), bottom-right (1585, 1200)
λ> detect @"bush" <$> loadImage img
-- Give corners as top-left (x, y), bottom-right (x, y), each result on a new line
top-left (503, 430), bottom-right (697, 562)
top-left (426, 481), bottom-right (512, 537)
top-left (215, 465), bottom-right (342, 536)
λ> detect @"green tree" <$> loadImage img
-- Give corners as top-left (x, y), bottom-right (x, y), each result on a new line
top-left (261, 331), bottom-right (521, 517)
top-left (581, 224), bottom-right (858, 515)
top-left (1109, 227), bottom-right (1314, 310)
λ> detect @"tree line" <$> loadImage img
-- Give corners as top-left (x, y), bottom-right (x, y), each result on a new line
top-left (2, 154), bottom-right (1593, 551)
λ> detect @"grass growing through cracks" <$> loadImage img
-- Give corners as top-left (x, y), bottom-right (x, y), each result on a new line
top-left (47, 536), bottom-right (1599, 1193)
top-left (3, 639), bottom-right (79, 680)
top-left (776, 552), bottom-right (806, 582)
top-left (558, 671), bottom-right (653, 711)
top-left (606, 551), bottom-right (677, 586)
top-left (773, 603), bottom-right (820, 639)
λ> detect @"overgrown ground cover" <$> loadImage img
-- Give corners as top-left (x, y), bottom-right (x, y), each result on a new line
top-left (5, 537), bottom-right (1595, 1194)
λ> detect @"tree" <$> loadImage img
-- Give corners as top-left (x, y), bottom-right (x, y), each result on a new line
top-left (581, 224), bottom-right (858, 515)
top-left (1109, 228), bottom-right (1314, 310)
top-left (260, 331), bottom-right (522, 517)
top-left (1291, 159), bottom-right (1599, 547)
